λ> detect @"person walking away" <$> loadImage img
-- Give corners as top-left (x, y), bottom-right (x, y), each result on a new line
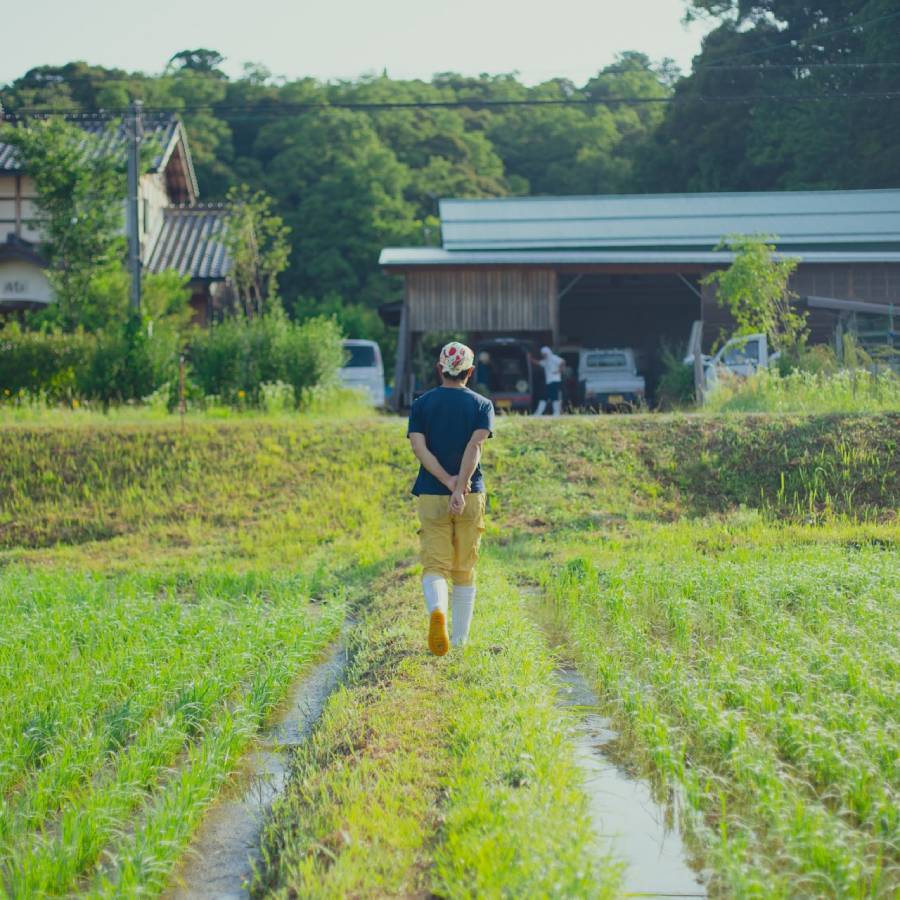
top-left (532, 345), bottom-right (564, 416)
top-left (407, 341), bottom-right (494, 656)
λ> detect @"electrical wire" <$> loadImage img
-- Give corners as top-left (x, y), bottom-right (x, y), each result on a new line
top-left (3, 88), bottom-right (900, 122)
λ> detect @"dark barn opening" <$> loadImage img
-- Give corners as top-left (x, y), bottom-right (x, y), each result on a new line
top-left (558, 273), bottom-right (701, 401)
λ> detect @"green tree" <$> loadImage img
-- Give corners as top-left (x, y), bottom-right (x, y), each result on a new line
top-left (166, 49), bottom-right (227, 75)
top-left (1, 117), bottom-right (127, 331)
top-left (702, 235), bottom-right (807, 356)
top-left (223, 185), bottom-right (290, 318)
top-left (639, 0), bottom-right (900, 191)
top-left (253, 107), bottom-right (421, 308)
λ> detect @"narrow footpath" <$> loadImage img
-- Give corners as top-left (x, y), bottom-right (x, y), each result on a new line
top-left (163, 558), bottom-right (707, 898)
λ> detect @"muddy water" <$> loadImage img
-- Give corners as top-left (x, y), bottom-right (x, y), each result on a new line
top-left (164, 639), bottom-right (349, 899)
top-left (556, 668), bottom-right (708, 899)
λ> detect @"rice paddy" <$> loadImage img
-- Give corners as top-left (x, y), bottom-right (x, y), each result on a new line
top-left (536, 519), bottom-right (899, 896)
top-left (0, 412), bottom-right (897, 897)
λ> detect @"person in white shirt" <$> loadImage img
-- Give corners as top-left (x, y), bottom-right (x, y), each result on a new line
top-left (531, 345), bottom-right (564, 416)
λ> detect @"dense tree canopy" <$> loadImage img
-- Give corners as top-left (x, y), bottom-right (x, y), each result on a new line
top-left (639, 0), bottom-right (900, 190)
top-left (1, 1), bottom-right (897, 322)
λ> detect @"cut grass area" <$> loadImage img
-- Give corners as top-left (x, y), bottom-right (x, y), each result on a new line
top-left (2, 414), bottom-right (896, 562)
top-left (0, 418), bottom-right (410, 560)
top-left (254, 561), bottom-right (618, 899)
top-left (521, 516), bottom-right (899, 897)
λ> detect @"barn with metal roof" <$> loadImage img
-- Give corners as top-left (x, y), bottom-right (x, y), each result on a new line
top-left (381, 189), bottom-right (900, 407)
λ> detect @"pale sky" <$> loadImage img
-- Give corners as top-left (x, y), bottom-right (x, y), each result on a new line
top-left (1, 0), bottom-right (714, 88)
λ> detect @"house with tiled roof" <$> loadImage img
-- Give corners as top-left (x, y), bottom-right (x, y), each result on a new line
top-left (0, 113), bottom-right (231, 321)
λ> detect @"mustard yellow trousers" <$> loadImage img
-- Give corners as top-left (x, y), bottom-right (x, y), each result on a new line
top-left (417, 492), bottom-right (486, 586)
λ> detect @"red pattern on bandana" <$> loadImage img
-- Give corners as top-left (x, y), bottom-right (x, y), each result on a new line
top-left (441, 342), bottom-right (473, 372)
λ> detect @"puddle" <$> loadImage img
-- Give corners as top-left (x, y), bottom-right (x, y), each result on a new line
top-left (556, 667), bottom-right (707, 899)
top-left (164, 638), bottom-right (349, 899)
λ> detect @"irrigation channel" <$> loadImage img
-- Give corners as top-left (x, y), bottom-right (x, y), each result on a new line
top-left (164, 609), bottom-right (706, 898)
top-left (164, 637), bottom-right (350, 899)
top-left (556, 666), bottom-right (708, 899)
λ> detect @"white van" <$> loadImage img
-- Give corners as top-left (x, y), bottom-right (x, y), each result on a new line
top-left (339, 339), bottom-right (385, 407)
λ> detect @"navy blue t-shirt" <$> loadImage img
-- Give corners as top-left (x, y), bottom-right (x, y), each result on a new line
top-left (407, 387), bottom-right (495, 495)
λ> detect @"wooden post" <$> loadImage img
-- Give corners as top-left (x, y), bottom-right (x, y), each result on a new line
top-left (550, 271), bottom-right (560, 346)
top-left (126, 100), bottom-right (143, 313)
top-left (690, 320), bottom-right (705, 407)
top-left (178, 353), bottom-right (186, 428)
top-left (391, 300), bottom-right (410, 411)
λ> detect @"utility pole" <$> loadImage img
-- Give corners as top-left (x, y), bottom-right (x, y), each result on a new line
top-left (126, 99), bottom-right (143, 313)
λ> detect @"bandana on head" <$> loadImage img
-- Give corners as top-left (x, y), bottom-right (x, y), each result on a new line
top-left (439, 341), bottom-right (475, 375)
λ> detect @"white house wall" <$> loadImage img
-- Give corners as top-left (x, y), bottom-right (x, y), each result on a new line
top-left (2, 164), bottom-right (171, 254)
top-left (19, 177), bottom-right (40, 243)
top-left (0, 259), bottom-right (53, 305)
top-left (139, 171), bottom-right (169, 259)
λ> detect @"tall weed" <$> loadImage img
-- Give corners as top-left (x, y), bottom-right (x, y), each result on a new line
top-left (705, 367), bottom-right (900, 414)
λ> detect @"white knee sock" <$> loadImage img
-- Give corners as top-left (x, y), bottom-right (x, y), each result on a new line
top-left (451, 584), bottom-right (476, 647)
top-left (422, 574), bottom-right (448, 615)
top-left (552, 399), bottom-right (562, 416)
top-left (534, 400), bottom-right (547, 416)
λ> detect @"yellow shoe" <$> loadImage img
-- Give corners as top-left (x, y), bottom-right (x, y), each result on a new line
top-left (428, 609), bottom-right (450, 656)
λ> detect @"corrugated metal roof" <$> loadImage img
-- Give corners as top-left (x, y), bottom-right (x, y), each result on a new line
top-left (439, 189), bottom-right (900, 251)
top-left (380, 247), bottom-right (900, 267)
top-left (145, 205), bottom-right (230, 280)
top-left (0, 114), bottom-right (182, 174)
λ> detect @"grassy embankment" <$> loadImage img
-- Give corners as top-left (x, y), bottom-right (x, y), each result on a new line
top-left (1, 412), bottom-right (897, 897)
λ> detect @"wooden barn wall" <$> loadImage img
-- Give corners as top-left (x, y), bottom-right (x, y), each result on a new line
top-left (406, 270), bottom-right (556, 332)
top-left (701, 262), bottom-right (900, 350)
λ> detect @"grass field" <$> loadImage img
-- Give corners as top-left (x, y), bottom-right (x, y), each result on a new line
top-left (0, 412), bottom-right (897, 897)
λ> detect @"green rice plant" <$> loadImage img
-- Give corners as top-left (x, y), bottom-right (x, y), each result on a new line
top-left (0, 412), bottom-right (897, 896)
top-left (538, 520), bottom-right (900, 897)
top-left (0, 569), bottom-right (344, 897)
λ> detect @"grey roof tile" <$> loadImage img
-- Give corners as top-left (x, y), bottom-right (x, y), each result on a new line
top-left (145, 205), bottom-right (231, 281)
top-left (0, 113), bottom-right (180, 173)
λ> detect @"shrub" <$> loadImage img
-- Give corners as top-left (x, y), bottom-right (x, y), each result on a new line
top-left (1, 303), bottom-right (343, 411)
top-left (0, 324), bottom-right (94, 403)
top-left (187, 310), bottom-right (344, 407)
top-left (656, 341), bottom-right (695, 409)
top-left (0, 320), bottom-right (180, 408)
top-left (293, 293), bottom-right (395, 374)
top-left (260, 381), bottom-right (295, 414)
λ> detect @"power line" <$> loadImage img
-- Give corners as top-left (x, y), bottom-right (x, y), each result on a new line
top-left (3, 89), bottom-right (900, 121)
top-left (697, 61), bottom-right (900, 69)
top-left (2, 57), bottom-right (899, 99)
